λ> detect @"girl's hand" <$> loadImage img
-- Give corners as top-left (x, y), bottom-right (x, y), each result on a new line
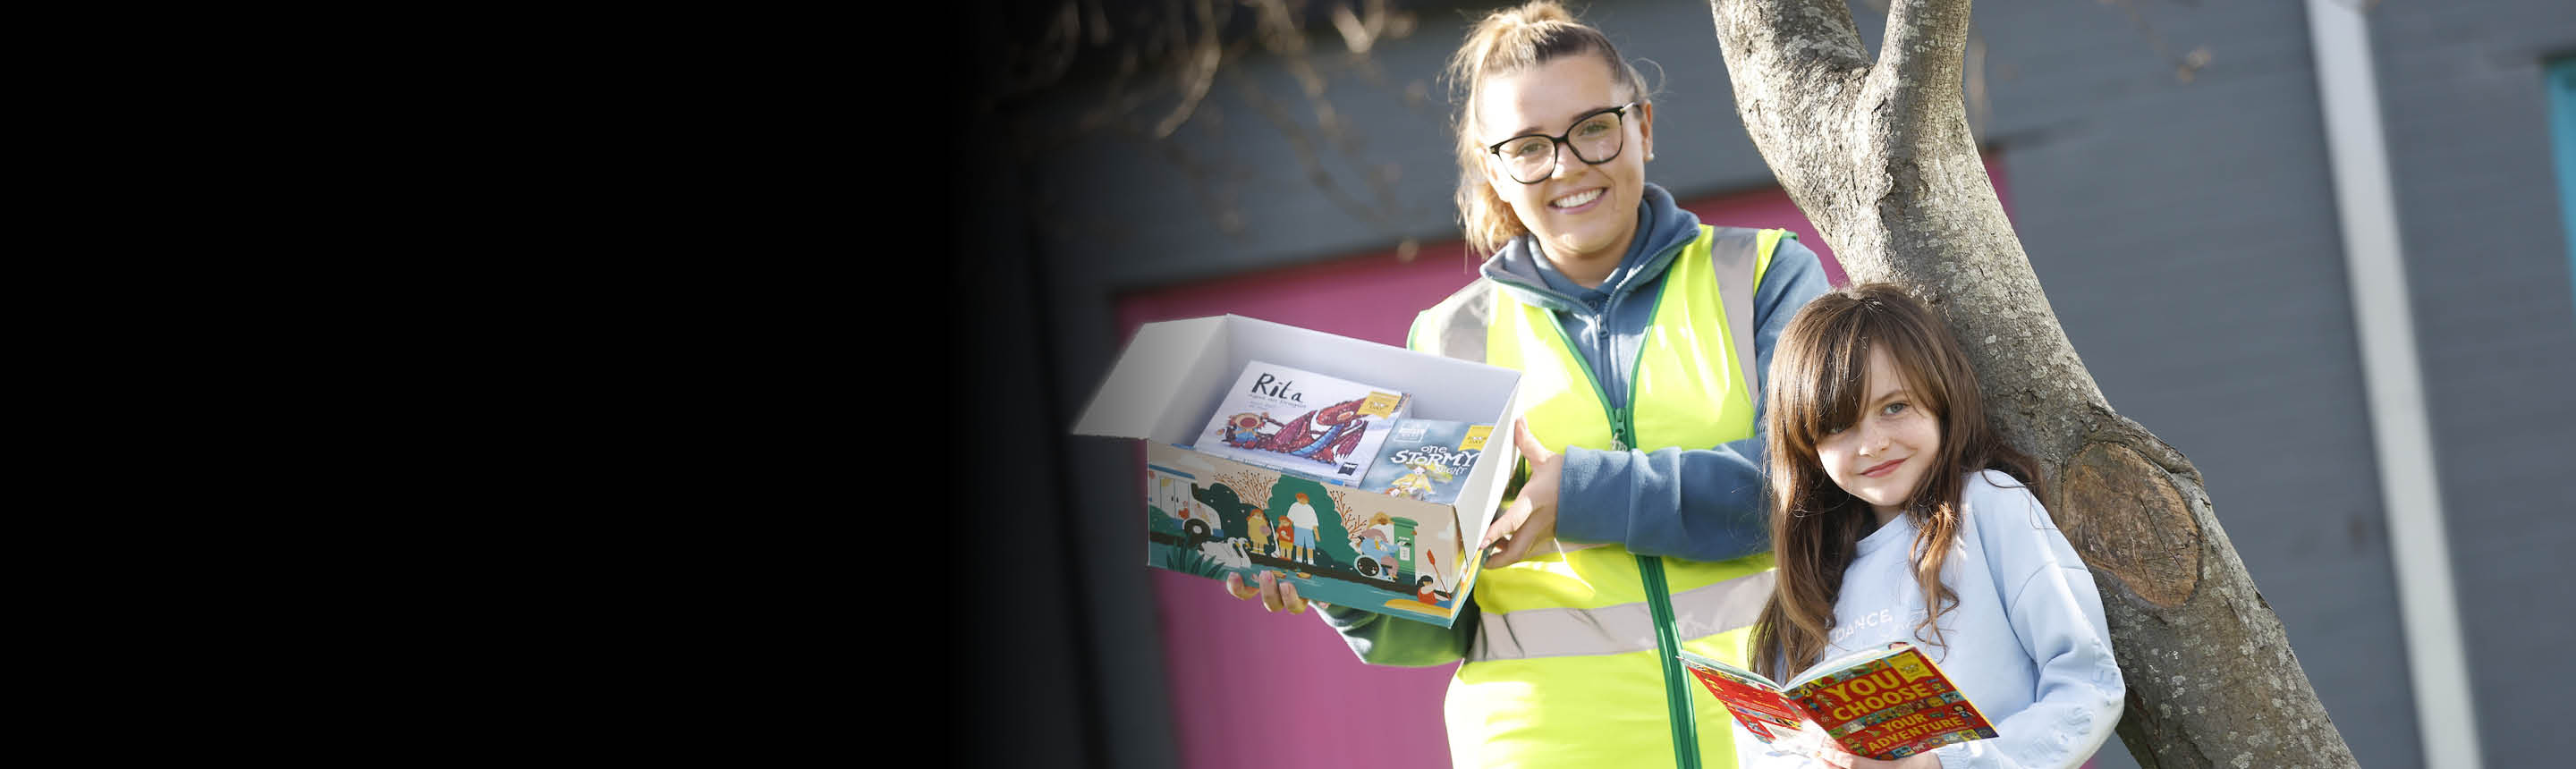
top-left (1224, 570), bottom-right (1331, 614)
top-left (1479, 418), bottom-right (1561, 569)
top-left (1812, 736), bottom-right (1942, 769)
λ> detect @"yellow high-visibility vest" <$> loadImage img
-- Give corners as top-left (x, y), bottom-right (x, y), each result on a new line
top-left (1411, 225), bottom-right (1787, 769)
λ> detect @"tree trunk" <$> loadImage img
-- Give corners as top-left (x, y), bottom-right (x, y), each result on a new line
top-left (1706, 1), bottom-right (2360, 766)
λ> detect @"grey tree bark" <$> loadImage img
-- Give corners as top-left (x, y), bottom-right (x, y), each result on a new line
top-left (1705, 1), bottom-right (2360, 766)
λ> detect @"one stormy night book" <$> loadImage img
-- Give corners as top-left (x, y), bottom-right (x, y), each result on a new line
top-left (1358, 419), bottom-right (1493, 505)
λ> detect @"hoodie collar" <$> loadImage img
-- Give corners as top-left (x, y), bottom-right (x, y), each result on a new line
top-left (1482, 182), bottom-right (1702, 312)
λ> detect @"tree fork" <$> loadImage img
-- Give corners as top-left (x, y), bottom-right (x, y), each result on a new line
top-left (1710, 0), bottom-right (2360, 765)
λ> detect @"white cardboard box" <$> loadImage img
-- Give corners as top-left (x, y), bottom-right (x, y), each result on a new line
top-left (1073, 315), bottom-right (1524, 627)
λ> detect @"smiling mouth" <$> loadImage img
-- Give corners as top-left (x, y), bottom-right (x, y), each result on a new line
top-left (1550, 188), bottom-right (1605, 208)
top-left (1861, 459), bottom-right (1903, 477)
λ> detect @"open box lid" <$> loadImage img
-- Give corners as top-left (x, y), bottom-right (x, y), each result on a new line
top-left (1071, 316), bottom-right (1229, 441)
top-left (1072, 315), bottom-right (1522, 444)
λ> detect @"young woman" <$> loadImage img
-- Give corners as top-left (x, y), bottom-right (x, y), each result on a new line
top-left (1227, 3), bottom-right (1831, 766)
top-left (1745, 284), bottom-right (2123, 768)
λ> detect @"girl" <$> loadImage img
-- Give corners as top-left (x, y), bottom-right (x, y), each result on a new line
top-left (1745, 283), bottom-right (2124, 769)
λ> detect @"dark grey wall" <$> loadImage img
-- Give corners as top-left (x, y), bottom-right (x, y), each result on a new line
top-left (2369, 2), bottom-right (2576, 765)
top-left (992, 1), bottom-right (2576, 766)
top-left (1988, 2), bottom-right (2425, 765)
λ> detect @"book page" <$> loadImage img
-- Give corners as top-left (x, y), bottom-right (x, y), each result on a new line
top-left (1678, 652), bottom-right (1809, 744)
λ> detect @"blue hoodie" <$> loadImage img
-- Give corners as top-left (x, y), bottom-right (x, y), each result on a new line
top-left (1321, 182), bottom-right (1829, 665)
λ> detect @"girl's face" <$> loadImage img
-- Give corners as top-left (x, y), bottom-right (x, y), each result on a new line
top-left (1473, 55), bottom-right (1654, 272)
top-left (1816, 347), bottom-right (1943, 525)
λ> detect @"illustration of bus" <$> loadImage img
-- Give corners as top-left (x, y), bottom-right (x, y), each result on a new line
top-left (1149, 467), bottom-right (1224, 542)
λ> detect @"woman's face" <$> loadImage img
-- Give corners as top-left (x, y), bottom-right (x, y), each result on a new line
top-left (1473, 55), bottom-right (1655, 271)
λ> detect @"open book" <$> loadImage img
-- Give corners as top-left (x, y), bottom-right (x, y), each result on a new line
top-left (1678, 643), bottom-right (1997, 760)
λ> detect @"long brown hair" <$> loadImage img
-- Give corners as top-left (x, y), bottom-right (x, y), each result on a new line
top-left (1443, 1), bottom-right (1652, 255)
top-left (1747, 283), bottom-right (2044, 680)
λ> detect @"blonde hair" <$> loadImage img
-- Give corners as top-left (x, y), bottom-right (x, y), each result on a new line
top-left (1445, 1), bottom-right (1654, 255)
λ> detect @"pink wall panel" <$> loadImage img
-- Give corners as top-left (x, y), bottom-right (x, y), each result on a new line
top-left (1111, 165), bottom-right (2020, 767)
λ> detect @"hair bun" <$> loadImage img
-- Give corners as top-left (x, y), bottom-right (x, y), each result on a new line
top-left (1505, 0), bottom-right (1575, 27)
top-left (1445, 0), bottom-right (1654, 256)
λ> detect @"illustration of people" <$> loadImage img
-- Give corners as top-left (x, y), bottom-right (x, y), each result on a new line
top-left (1368, 511), bottom-right (1394, 544)
top-left (1276, 514), bottom-right (1296, 562)
top-left (1286, 493), bottom-right (1320, 564)
top-left (1247, 506), bottom-right (1273, 557)
top-left (1357, 528), bottom-right (1395, 576)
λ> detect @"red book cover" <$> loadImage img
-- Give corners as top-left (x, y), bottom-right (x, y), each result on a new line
top-left (1679, 643), bottom-right (1998, 760)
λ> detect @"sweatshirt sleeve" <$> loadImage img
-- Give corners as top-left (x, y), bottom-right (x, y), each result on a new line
top-left (1935, 475), bottom-right (2127, 769)
top-left (1316, 600), bottom-right (1479, 667)
top-left (1554, 238), bottom-right (1830, 562)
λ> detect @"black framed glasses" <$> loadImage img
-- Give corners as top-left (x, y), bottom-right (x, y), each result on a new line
top-left (1484, 102), bottom-right (1638, 184)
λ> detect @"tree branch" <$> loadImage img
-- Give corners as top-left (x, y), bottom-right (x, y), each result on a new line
top-left (1876, 0), bottom-right (1970, 102)
top-left (1707, 0), bottom-right (1869, 78)
top-left (1867, 0), bottom-right (1971, 145)
top-left (1706, 0), bottom-right (1869, 131)
top-left (1151, 0), bottom-right (1228, 138)
top-left (1707, 0), bottom-right (1871, 222)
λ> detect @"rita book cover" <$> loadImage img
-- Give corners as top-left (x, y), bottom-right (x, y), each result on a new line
top-left (1196, 361), bottom-right (1408, 484)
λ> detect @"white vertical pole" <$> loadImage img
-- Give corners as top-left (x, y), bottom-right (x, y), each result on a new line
top-left (2303, 3), bottom-right (2482, 768)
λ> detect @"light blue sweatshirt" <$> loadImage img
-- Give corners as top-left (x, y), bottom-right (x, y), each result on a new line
top-left (1736, 471), bottom-right (2124, 768)
top-left (1320, 182), bottom-right (1830, 664)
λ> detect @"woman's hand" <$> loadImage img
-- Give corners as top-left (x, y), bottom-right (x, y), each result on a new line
top-left (1224, 570), bottom-right (1331, 614)
top-left (1479, 418), bottom-right (1562, 569)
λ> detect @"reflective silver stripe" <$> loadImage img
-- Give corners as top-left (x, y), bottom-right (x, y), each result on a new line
top-left (1709, 229), bottom-right (1759, 403)
top-left (1469, 570), bottom-right (1776, 662)
top-left (1413, 281), bottom-right (1494, 363)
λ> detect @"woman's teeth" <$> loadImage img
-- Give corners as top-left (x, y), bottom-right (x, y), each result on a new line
top-left (1552, 189), bottom-right (1604, 208)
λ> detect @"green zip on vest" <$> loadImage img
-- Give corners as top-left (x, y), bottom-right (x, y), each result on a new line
top-left (1437, 225), bottom-right (1784, 769)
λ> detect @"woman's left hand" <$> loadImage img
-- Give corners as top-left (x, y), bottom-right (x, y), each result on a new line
top-left (1480, 418), bottom-right (1561, 569)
